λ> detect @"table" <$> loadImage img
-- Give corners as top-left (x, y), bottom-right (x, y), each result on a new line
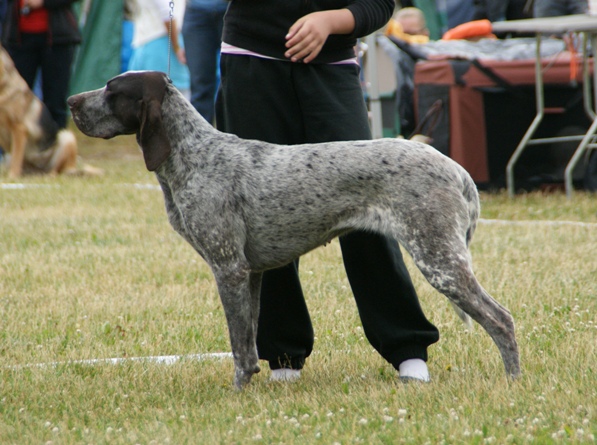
top-left (492, 14), bottom-right (597, 197)
top-left (414, 56), bottom-right (581, 184)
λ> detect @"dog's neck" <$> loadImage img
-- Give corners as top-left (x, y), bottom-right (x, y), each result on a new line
top-left (162, 85), bottom-right (218, 139)
top-left (154, 85), bottom-right (225, 177)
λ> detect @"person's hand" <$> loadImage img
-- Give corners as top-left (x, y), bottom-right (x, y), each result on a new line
top-left (176, 47), bottom-right (187, 65)
top-left (285, 9), bottom-right (356, 64)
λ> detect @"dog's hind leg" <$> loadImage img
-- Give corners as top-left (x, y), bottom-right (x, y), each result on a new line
top-left (412, 244), bottom-right (520, 378)
top-left (396, 195), bottom-right (520, 379)
top-left (213, 266), bottom-right (262, 389)
top-left (49, 130), bottom-right (79, 174)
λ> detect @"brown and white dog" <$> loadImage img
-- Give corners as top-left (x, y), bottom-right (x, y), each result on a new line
top-left (0, 46), bottom-right (100, 178)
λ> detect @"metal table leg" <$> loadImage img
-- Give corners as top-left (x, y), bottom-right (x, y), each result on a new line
top-left (564, 31), bottom-right (597, 197)
top-left (507, 33), bottom-right (545, 197)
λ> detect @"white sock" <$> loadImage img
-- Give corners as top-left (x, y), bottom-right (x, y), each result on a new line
top-left (270, 368), bottom-right (301, 382)
top-left (398, 359), bottom-right (430, 382)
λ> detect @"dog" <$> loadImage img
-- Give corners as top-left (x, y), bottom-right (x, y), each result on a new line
top-left (0, 46), bottom-right (100, 177)
top-left (68, 71), bottom-right (520, 389)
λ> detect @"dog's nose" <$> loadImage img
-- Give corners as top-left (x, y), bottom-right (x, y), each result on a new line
top-left (67, 95), bottom-right (79, 109)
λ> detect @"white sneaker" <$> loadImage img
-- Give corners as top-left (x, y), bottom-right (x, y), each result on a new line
top-left (398, 359), bottom-right (430, 382)
top-left (270, 368), bottom-right (301, 382)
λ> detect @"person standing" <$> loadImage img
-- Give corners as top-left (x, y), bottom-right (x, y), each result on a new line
top-left (1, 0), bottom-right (81, 129)
top-left (182, 0), bottom-right (227, 125)
top-left (128, 0), bottom-right (190, 99)
top-left (216, 0), bottom-right (439, 383)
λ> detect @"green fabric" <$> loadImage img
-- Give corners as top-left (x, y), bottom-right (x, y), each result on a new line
top-left (70, 0), bottom-right (124, 95)
top-left (413, 0), bottom-right (447, 40)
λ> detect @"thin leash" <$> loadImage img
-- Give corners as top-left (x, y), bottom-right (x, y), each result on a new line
top-left (166, 0), bottom-right (174, 82)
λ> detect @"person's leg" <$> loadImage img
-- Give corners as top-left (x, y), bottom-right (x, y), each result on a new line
top-left (182, 3), bottom-right (227, 124)
top-left (216, 55), bottom-right (313, 373)
top-left (296, 63), bottom-right (440, 379)
top-left (40, 43), bottom-right (76, 128)
top-left (6, 34), bottom-right (43, 89)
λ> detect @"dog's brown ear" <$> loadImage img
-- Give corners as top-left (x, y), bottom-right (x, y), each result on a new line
top-left (138, 97), bottom-right (171, 171)
top-left (132, 72), bottom-right (172, 171)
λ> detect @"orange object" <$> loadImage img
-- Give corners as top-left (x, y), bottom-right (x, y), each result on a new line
top-left (385, 20), bottom-right (430, 44)
top-left (565, 33), bottom-right (579, 82)
top-left (442, 19), bottom-right (495, 41)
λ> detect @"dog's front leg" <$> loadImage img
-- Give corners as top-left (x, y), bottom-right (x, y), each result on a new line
top-left (214, 266), bottom-right (261, 389)
top-left (8, 126), bottom-right (27, 178)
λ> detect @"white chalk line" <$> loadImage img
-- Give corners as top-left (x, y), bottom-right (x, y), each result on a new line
top-left (0, 183), bottom-right (59, 190)
top-left (1, 182), bottom-right (161, 191)
top-left (479, 218), bottom-right (597, 228)
top-left (8, 352), bottom-right (233, 371)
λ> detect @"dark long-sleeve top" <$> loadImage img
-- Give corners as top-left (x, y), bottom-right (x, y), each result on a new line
top-left (222, 0), bottom-right (394, 64)
top-left (2, 0), bottom-right (81, 46)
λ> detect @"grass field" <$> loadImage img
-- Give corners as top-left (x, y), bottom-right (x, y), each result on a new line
top-left (1, 130), bottom-right (596, 444)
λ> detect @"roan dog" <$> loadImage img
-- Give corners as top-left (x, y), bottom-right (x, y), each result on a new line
top-left (68, 71), bottom-right (520, 389)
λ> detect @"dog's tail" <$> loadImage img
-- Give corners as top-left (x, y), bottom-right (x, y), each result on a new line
top-left (450, 170), bottom-right (480, 329)
top-left (451, 302), bottom-right (473, 328)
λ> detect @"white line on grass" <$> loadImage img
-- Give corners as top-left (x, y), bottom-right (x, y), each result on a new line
top-left (10, 352), bottom-right (233, 371)
top-left (0, 183), bottom-right (59, 189)
top-left (479, 218), bottom-right (597, 228)
top-left (0, 183), bottom-right (161, 190)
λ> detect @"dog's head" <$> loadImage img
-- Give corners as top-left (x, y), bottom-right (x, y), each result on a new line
top-left (67, 71), bottom-right (172, 171)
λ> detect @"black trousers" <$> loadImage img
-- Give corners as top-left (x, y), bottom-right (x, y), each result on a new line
top-left (6, 33), bottom-right (76, 129)
top-left (216, 55), bottom-right (439, 371)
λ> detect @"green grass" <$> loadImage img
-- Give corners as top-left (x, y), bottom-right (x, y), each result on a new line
top-left (0, 130), bottom-right (596, 444)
